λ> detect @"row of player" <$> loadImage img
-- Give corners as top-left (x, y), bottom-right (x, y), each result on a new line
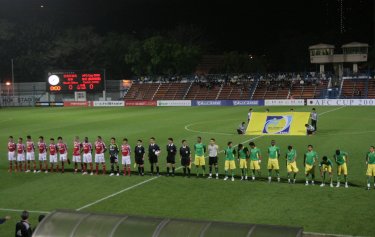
top-left (6, 135), bottom-right (375, 189)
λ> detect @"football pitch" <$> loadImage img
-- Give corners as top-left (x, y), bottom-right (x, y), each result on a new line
top-left (0, 106), bottom-right (374, 236)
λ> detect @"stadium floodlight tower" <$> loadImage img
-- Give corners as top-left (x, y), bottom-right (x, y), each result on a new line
top-left (309, 42), bottom-right (368, 77)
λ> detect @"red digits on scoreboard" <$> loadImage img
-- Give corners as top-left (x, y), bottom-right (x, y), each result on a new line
top-left (90, 84), bottom-right (94, 89)
top-left (69, 85), bottom-right (73, 90)
top-left (50, 86), bottom-right (61, 91)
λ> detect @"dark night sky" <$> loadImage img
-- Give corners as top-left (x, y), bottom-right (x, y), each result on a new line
top-left (0, 0), bottom-right (373, 53)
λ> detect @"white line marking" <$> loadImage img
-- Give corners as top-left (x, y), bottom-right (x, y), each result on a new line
top-left (0, 208), bottom-right (50, 214)
top-left (303, 231), bottom-right (366, 237)
top-left (76, 106), bottom-right (344, 211)
top-left (76, 176), bottom-right (159, 211)
top-left (319, 106), bottom-right (345, 116)
top-left (184, 122), bottom-right (234, 136)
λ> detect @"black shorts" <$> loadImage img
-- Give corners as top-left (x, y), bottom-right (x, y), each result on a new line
top-left (181, 157), bottom-right (190, 166)
top-left (209, 156), bottom-right (218, 166)
top-left (135, 157), bottom-right (144, 165)
top-left (110, 156), bottom-right (118, 163)
top-left (167, 156), bottom-right (175, 164)
top-left (149, 156), bottom-right (158, 164)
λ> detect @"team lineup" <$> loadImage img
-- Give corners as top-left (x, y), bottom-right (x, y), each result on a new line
top-left (6, 135), bottom-right (375, 190)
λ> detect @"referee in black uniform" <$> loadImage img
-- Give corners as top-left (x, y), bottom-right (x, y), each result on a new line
top-left (135, 139), bottom-right (145, 176)
top-left (148, 137), bottom-right (160, 176)
top-left (180, 139), bottom-right (191, 177)
top-left (166, 138), bottom-right (177, 176)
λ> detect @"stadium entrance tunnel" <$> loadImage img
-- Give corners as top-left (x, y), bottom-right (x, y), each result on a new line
top-left (33, 210), bottom-right (303, 237)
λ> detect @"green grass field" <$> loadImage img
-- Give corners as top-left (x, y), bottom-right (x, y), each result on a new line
top-left (0, 106), bottom-right (374, 236)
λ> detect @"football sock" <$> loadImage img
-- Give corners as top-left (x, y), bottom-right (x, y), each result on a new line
top-left (123, 166), bottom-right (127, 175)
top-left (127, 167), bottom-right (131, 176)
top-left (202, 165), bottom-right (205, 175)
top-left (172, 167), bottom-right (175, 174)
top-left (156, 166), bottom-right (159, 174)
top-left (96, 164), bottom-right (99, 173)
top-left (187, 168), bottom-right (191, 175)
top-left (151, 164), bottom-right (154, 174)
top-left (294, 173), bottom-right (297, 179)
top-left (209, 166), bottom-right (212, 174)
top-left (61, 162), bottom-right (64, 172)
top-left (167, 167), bottom-right (170, 174)
top-left (116, 165), bottom-right (119, 174)
top-left (102, 164), bottom-right (106, 174)
top-left (39, 163), bottom-right (42, 171)
top-left (80, 163), bottom-right (83, 172)
top-left (138, 166), bottom-right (141, 174)
top-left (141, 167), bottom-right (144, 174)
top-left (215, 166), bottom-right (218, 174)
top-left (231, 171), bottom-right (234, 177)
top-left (183, 167), bottom-right (186, 175)
top-left (110, 164), bottom-right (114, 173)
top-left (90, 163), bottom-right (93, 173)
top-left (9, 162), bottom-right (12, 171)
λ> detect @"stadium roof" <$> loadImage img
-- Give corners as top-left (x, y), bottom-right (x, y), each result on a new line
top-left (308, 44), bottom-right (335, 50)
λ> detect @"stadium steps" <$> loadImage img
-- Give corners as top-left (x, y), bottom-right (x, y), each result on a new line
top-left (215, 83), bottom-right (224, 100)
top-left (151, 83), bottom-right (162, 100)
top-left (367, 80), bottom-right (375, 98)
top-left (182, 82), bottom-right (194, 99)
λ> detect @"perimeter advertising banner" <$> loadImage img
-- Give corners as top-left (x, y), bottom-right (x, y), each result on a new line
top-left (245, 112), bottom-right (310, 136)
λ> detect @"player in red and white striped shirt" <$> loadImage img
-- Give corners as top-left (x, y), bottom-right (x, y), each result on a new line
top-left (94, 136), bottom-right (107, 175)
top-left (8, 136), bottom-right (16, 172)
top-left (26, 135), bottom-right (36, 173)
top-left (49, 138), bottom-right (58, 172)
top-left (72, 136), bottom-right (83, 173)
top-left (121, 138), bottom-right (132, 176)
top-left (57, 136), bottom-right (69, 173)
top-left (16, 137), bottom-right (26, 172)
top-left (82, 137), bottom-right (93, 175)
top-left (37, 136), bottom-right (48, 173)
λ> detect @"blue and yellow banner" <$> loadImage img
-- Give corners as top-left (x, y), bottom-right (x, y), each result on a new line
top-left (245, 112), bottom-right (310, 136)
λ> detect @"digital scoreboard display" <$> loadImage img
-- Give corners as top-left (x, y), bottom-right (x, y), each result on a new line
top-left (47, 70), bottom-right (104, 93)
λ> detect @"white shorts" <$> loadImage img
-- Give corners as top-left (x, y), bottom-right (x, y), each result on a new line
top-left (122, 156), bottom-right (131, 165)
top-left (8, 151), bottom-right (15, 161)
top-left (83, 153), bottom-right (92, 163)
top-left (72, 155), bottom-right (81, 162)
top-left (26, 152), bottom-right (35, 161)
top-left (50, 154), bottom-right (58, 163)
top-left (17, 153), bottom-right (25, 162)
top-left (39, 153), bottom-right (47, 161)
top-left (59, 153), bottom-right (67, 161)
top-left (95, 153), bottom-right (105, 163)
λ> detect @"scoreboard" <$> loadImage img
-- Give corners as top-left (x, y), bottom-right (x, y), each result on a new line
top-left (47, 70), bottom-right (105, 93)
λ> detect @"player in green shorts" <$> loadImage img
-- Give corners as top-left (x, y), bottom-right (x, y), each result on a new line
top-left (249, 142), bottom-right (262, 181)
top-left (304, 145), bottom-right (318, 186)
top-left (267, 140), bottom-right (281, 183)
top-left (194, 137), bottom-right (206, 177)
top-left (237, 144), bottom-right (249, 180)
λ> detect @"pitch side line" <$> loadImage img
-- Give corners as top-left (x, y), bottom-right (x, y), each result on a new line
top-left (0, 208), bottom-right (50, 214)
top-left (76, 106), bottom-right (344, 211)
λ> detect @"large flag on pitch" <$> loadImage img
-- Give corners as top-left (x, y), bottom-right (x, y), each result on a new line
top-left (245, 112), bottom-right (310, 136)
